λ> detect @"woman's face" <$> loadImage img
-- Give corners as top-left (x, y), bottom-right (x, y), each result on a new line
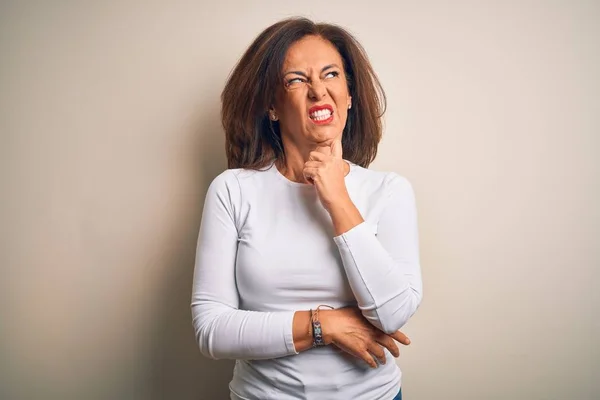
top-left (273, 35), bottom-right (352, 148)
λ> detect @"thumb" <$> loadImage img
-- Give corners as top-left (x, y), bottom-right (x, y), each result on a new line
top-left (331, 137), bottom-right (343, 159)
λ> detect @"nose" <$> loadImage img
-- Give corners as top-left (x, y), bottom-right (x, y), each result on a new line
top-left (308, 80), bottom-right (327, 100)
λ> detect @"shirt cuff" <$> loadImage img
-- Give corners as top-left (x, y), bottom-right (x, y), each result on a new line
top-left (333, 221), bottom-right (371, 246)
top-left (282, 311), bottom-right (299, 355)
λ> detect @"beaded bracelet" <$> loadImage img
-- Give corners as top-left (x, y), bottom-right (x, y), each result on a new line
top-left (310, 305), bottom-right (334, 347)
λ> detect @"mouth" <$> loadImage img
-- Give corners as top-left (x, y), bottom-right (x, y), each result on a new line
top-left (308, 104), bottom-right (334, 125)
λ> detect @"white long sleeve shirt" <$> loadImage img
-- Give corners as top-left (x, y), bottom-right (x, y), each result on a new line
top-left (191, 160), bottom-right (423, 400)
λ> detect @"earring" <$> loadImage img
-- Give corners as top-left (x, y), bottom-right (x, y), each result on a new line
top-left (348, 103), bottom-right (352, 109)
top-left (269, 111), bottom-right (278, 121)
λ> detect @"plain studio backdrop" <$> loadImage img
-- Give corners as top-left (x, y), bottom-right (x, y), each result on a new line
top-left (1, 1), bottom-right (598, 399)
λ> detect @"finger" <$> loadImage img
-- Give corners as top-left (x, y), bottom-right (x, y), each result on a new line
top-left (303, 160), bottom-right (322, 169)
top-left (314, 146), bottom-right (331, 156)
top-left (367, 342), bottom-right (387, 365)
top-left (332, 341), bottom-right (377, 369)
top-left (308, 151), bottom-right (328, 162)
top-left (390, 330), bottom-right (411, 346)
top-left (331, 137), bottom-right (343, 159)
top-left (376, 334), bottom-right (400, 358)
top-left (302, 167), bottom-right (319, 183)
top-left (359, 348), bottom-right (378, 368)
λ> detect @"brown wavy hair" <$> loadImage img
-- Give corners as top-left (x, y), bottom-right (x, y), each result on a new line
top-left (221, 17), bottom-right (386, 169)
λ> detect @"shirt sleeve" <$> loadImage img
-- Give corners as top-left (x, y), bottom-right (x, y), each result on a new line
top-left (191, 171), bottom-right (298, 360)
top-left (333, 173), bottom-right (423, 334)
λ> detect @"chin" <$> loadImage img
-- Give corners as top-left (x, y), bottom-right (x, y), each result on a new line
top-left (308, 127), bottom-right (341, 144)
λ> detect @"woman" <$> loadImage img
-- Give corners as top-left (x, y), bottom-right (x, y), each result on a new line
top-left (191, 17), bottom-right (423, 400)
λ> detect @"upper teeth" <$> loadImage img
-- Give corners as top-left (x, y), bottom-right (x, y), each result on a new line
top-left (310, 109), bottom-right (332, 120)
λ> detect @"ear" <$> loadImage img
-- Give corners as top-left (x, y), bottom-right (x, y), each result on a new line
top-left (268, 106), bottom-right (279, 121)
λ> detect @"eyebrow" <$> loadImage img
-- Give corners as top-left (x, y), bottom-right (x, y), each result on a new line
top-left (284, 63), bottom-right (341, 77)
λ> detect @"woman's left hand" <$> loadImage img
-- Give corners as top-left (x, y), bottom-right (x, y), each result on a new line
top-left (303, 138), bottom-right (351, 212)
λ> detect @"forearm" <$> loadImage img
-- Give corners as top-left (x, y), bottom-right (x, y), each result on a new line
top-left (334, 224), bottom-right (422, 333)
top-left (192, 302), bottom-right (298, 360)
top-left (327, 197), bottom-right (364, 236)
top-left (328, 177), bottom-right (423, 334)
top-left (193, 303), bottom-right (328, 360)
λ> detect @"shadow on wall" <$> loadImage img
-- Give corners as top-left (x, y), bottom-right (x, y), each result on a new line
top-left (148, 98), bottom-right (234, 399)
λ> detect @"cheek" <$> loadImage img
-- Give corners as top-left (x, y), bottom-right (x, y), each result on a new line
top-left (282, 93), bottom-right (307, 119)
top-left (333, 96), bottom-right (350, 122)
top-left (331, 84), bottom-right (350, 109)
top-left (337, 109), bottom-right (348, 127)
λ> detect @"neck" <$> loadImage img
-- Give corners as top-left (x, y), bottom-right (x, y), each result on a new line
top-left (276, 144), bottom-right (313, 183)
top-left (275, 139), bottom-right (349, 184)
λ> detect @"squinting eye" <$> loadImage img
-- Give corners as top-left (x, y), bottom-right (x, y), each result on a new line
top-left (287, 78), bottom-right (304, 85)
top-left (325, 71), bottom-right (340, 79)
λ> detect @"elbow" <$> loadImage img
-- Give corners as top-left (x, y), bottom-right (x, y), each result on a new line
top-left (192, 317), bottom-right (219, 360)
top-left (194, 325), bottom-right (220, 360)
top-left (378, 288), bottom-right (423, 334)
top-left (191, 304), bottom-right (229, 361)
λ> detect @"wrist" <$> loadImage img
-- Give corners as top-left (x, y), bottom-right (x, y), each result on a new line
top-left (292, 310), bottom-right (314, 352)
top-left (324, 193), bottom-right (352, 212)
top-left (327, 200), bottom-right (364, 236)
top-left (318, 309), bottom-right (335, 345)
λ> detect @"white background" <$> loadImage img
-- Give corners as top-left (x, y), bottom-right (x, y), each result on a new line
top-left (1, 1), bottom-right (598, 399)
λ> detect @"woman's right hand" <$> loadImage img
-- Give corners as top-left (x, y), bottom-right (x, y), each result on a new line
top-left (319, 307), bottom-right (411, 368)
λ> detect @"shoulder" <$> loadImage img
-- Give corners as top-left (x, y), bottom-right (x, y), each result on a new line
top-left (206, 166), bottom-right (270, 200)
top-left (348, 162), bottom-right (415, 197)
top-left (204, 167), bottom-right (271, 229)
top-left (207, 169), bottom-right (241, 194)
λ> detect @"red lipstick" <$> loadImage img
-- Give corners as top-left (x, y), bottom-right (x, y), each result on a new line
top-left (308, 104), bottom-right (333, 114)
top-left (308, 104), bottom-right (334, 125)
